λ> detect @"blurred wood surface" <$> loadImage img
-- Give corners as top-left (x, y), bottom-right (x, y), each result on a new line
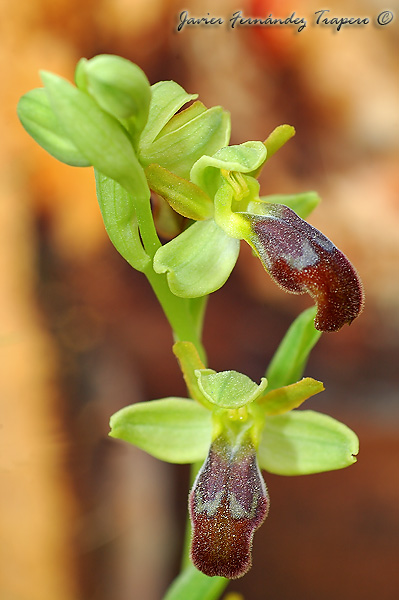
top-left (0, 160), bottom-right (79, 599)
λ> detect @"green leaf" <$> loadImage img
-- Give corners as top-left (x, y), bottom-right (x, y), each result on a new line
top-left (257, 191), bottom-right (321, 219)
top-left (145, 164), bottom-right (214, 220)
top-left (109, 398), bottom-right (212, 464)
top-left (266, 306), bottom-right (322, 391)
top-left (196, 370), bottom-right (268, 409)
top-left (258, 409), bottom-right (359, 475)
top-left (258, 377), bottom-right (324, 415)
top-left (17, 88), bottom-right (90, 167)
top-left (140, 105), bottom-right (231, 179)
top-left (94, 170), bottom-right (150, 271)
top-left (153, 219), bottom-right (240, 298)
top-left (163, 565), bottom-right (228, 600)
top-left (75, 54), bottom-right (151, 145)
top-left (40, 70), bottom-right (142, 192)
top-left (139, 81), bottom-right (198, 147)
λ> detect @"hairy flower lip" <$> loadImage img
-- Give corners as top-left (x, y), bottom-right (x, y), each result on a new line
top-left (247, 204), bottom-right (364, 332)
top-left (189, 434), bottom-right (269, 579)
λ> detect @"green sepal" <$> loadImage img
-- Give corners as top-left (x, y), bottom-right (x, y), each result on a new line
top-left (139, 81), bottom-right (198, 147)
top-left (196, 369), bottom-right (268, 409)
top-left (252, 190), bottom-right (321, 220)
top-left (17, 88), bottom-right (90, 167)
top-left (94, 170), bottom-right (150, 271)
top-left (40, 70), bottom-right (142, 192)
top-left (145, 164), bottom-right (214, 220)
top-left (75, 54), bottom-right (151, 146)
top-left (153, 219), bottom-right (240, 298)
top-left (140, 105), bottom-right (231, 179)
top-left (257, 377), bottom-right (324, 415)
top-left (266, 306), bottom-right (322, 391)
top-left (191, 141), bottom-right (267, 199)
top-left (173, 342), bottom-right (212, 408)
top-left (258, 409), bottom-right (359, 475)
top-left (109, 398), bottom-right (212, 464)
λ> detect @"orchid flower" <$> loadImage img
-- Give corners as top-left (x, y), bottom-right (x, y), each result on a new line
top-left (110, 311), bottom-right (359, 579)
top-left (150, 135), bottom-right (363, 332)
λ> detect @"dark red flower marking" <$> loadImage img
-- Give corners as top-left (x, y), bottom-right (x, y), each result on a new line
top-left (247, 204), bottom-right (364, 332)
top-left (189, 434), bottom-right (269, 579)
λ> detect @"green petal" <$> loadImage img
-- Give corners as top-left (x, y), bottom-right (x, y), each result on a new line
top-left (145, 163), bottom-right (214, 220)
top-left (263, 124), bottom-right (296, 160)
top-left (258, 410), bottom-right (359, 475)
top-left (109, 398), bottom-right (211, 464)
top-left (139, 81), bottom-right (198, 147)
top-left (157, 100), bottom-right (207, 136)
top-left (248, 124), bottom-right (295, 179)
top-left (140, 105), bottom-right (230, 179)
top-left (258, 377), bottom-right (324, 415)
top-left (75, 55), bottom-right (151, 145)
top-left (266, 307), bottom-right (322, 391)
top-left (40, 71), bottom-right (142, 192)
top-left (196, 370), bottom-right (268, 409)
top-left (191, 141), bottom-right (267, 199)
top-left (17, 88), bottom-right (90, 167)
top-left (253, 191), bottom-right (321, 219)
top-left (153, 220), bottom-right (239, 297)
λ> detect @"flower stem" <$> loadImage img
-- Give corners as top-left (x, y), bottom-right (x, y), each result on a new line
top-left (143, 266), bottom-right (207, 364)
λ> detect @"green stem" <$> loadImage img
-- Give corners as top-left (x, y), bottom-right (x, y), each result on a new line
top-left (131, 185), bottom-right (208, 362)
top-left (131, 172), bottom-right (228, 598)
top-left (144, 267), bottom-right (207, 364)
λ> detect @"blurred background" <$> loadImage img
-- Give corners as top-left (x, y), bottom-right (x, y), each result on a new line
top-left (1, 0), bottom-right (398, 599)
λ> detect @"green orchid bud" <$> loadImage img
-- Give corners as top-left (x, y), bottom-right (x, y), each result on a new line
top-left (17, 88), bottom-right (90, 167)
top-left (139, 82), bottom-right (231, 179)
top-left (40, 70), bottom-right (146, 194)
top-left (75, 55), bottom-right (151, 146)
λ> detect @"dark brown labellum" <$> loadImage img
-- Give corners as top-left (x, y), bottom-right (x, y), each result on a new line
top-left (189, 434), bottom-right (269, 579)
top-left (248, 204), bottom-right (364, 332)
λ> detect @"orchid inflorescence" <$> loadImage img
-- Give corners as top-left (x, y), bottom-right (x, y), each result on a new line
top-left (18, 55), bottom-right (364, 590)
